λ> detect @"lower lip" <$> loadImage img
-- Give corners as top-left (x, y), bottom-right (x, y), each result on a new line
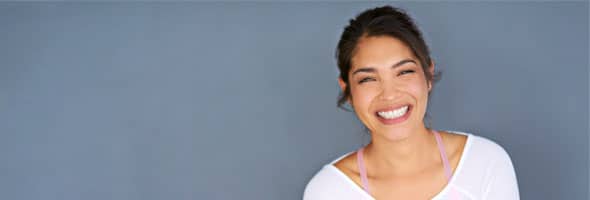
top-left (375, 106), bottom-right (412, 125)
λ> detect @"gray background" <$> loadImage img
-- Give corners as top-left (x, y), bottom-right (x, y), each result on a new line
top-left (0, 2), bottom-right (587, 200)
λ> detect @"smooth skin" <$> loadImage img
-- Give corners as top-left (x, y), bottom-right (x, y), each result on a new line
top-left (334, 36), bottom-right (467, 199)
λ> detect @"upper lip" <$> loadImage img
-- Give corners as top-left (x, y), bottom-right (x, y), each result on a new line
top-left (375, 104), bottom-right (411, 113)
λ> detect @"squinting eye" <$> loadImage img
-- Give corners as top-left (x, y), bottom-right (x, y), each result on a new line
top-left (399, 70), bottom-right (415, 76)
top-left (358, 77), bottom-right (375, 84)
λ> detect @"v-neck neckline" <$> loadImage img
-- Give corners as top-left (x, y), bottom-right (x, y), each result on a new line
top-left (327, 131), bottom-right (473, 200)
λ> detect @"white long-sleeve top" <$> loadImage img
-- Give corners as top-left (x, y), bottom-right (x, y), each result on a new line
top-left (303, 131), bottom-right (519, 200)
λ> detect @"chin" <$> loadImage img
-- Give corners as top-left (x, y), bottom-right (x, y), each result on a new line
top-left (374, 127), bottom-right (414, 142)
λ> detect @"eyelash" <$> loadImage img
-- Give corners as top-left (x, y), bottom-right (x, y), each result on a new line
top-left (358, 77), bottom-right (375, 84)
top-left (357, 70), bottom-right (415, 84)
top-left (399, 70), bottom-right (415, 75)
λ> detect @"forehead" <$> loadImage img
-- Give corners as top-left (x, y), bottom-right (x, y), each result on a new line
top-left (350, 36), bottom-right (417, 70)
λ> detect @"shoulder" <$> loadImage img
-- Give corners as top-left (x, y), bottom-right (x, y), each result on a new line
top-left (303, 166), bottom-right (338, 198)
top-left (463, 133), bottom-right (516, 182)
top-left (444, 130), bottom-right (512, 162)
top-left (466, 133), bottom-right (514, 164)
top-left (303, 152), bottom-right (367, 200)
top-left (460, 132), bottom-right (520, 198)
top-left (443, 131), bottom-right (517, 181)
top-left (445, 131), bottom-right (519, 199)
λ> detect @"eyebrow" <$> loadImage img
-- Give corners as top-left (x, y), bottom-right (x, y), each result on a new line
top-left (351, 59), bottom-right (417, 76)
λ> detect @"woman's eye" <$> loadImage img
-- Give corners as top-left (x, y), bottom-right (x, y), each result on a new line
top-left (358, 77), bottom-right (375, 84)
top-left (399, 70), bottom-right (415, 76)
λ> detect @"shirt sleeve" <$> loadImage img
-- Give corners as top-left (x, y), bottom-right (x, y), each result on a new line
top-left (302, 178), bottom-right (320, 200)
top-left (482, 147), bottom-right (520, 200)
top-left (303, 165), bottom-right (370, 200)
top-left (303, 167), bottom-right (335, 200)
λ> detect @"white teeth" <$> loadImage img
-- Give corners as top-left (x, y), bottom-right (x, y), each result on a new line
top-left (377, 106), bottom-right (408, 119)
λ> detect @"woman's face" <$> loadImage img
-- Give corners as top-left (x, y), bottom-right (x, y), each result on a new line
top-left (340, 36), bottom-right (433, 141)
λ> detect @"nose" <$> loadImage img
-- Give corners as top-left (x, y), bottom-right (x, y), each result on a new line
top-left (378, 81), bottom-right (400, 101)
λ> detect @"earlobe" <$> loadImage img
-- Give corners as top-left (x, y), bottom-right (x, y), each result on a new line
top-left (338, 77), bottom-right (353, 105)
top-left (428, 60), bottom-right (435, 91)
top-left (338, 77), bottom-right (347, 92)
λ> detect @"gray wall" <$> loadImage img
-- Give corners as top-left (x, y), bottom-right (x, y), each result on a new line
top-left (0, 2), bottom-right (587, 200)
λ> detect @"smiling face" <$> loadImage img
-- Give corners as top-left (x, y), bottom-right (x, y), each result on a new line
top-left (339, 36), bottom-right (433, 141)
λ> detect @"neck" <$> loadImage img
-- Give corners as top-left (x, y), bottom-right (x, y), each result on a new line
top-left (364, 126), bottom-right (439, 176)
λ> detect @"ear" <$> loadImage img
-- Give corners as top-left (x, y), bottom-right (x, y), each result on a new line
top-left (428, 60), bottom-right (435, 91)
top-left (338, 77), bottom-right (352, 104)
top-left (338, 77), bottom-right (347, 92)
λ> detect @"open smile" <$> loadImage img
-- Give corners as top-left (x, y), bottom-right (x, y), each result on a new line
top-left (374, 105), bottom-right (412, 125)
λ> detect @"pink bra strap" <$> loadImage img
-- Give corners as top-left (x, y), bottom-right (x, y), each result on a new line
top-left (356, 147), bottom-right (371, 193)
top-left (433, 130), bottom-right (453, 181)
top-left (356, 130), bottom-right (453, 195)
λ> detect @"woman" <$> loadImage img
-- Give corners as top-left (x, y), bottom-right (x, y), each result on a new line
top-left (303, 5), bottom-right (519, 200)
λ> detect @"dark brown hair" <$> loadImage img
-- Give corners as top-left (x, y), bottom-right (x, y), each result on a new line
top-left (336, 5), bottom-right (441, 110)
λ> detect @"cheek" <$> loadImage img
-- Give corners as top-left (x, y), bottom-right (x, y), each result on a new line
top-left (409, 79), bottom-right (430, 101)
top-left (350, 85), bottom-right (376, 109)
